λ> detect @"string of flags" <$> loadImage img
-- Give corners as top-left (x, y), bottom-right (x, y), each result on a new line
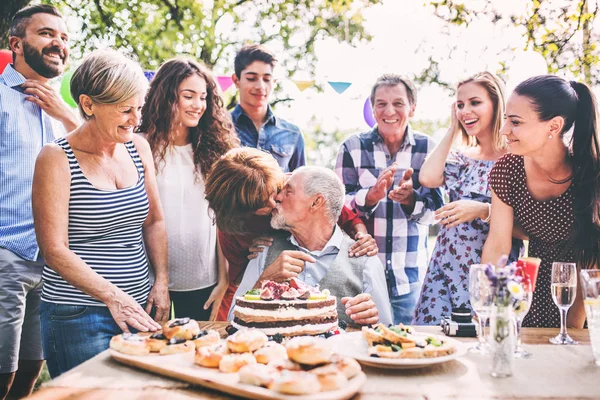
top-left (0, 50), bottom-right (373, 127)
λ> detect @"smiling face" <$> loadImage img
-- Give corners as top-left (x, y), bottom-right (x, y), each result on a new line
top-left (174, 74), bottom-right (207, 129)
top-left (501, 93), bottom-right (555, 156)
top-left (456, 82), bottom-right (495, 139)
top-left (233, 61), bottom-right (273, 111)
top-left (271, 173), bottom-right (310, 231)
top-left (373, 84), bottom-right (416, 139)
top-left (89, 94), bottom-right (145, 144)
top-left (17, 13), bottom-right (69, 78)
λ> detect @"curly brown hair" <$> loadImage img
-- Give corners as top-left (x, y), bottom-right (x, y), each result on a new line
top-left (138, 58), bottom-right (239, 178)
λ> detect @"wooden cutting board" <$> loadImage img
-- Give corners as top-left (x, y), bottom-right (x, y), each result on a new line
top-left (110, 350), bottom-right (366, 400)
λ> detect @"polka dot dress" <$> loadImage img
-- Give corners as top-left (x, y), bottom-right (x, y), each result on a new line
top-left (489, 154), bottom-right (575, 328)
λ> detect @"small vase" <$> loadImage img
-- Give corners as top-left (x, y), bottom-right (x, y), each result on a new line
top-left (488, 291), bottom-right (515, 378)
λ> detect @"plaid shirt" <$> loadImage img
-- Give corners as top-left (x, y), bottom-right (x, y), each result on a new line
top-left (335, 126), bottom-right (443, 297)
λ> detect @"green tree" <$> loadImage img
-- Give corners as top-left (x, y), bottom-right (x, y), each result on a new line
top-left (42, 0), bottom-right (376, 75)
top-left (1, 0), bottom-right (33, 49)
top-left (425, 0), bottom-right (599, 86)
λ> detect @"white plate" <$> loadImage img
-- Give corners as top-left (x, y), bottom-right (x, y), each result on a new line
top-left (327, 331), bottom-right (467, 369)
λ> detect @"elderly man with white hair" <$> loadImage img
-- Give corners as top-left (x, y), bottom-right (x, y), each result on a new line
top-left (230, 166), bottom-right (392, 326)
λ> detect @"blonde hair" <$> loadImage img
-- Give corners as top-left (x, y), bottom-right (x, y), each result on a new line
top-left (205, 148), bottom-right (284, 234)
top-left (70, 48), bottom-right (148, 120)
top-left (456, 71), bottom-right (506, 152)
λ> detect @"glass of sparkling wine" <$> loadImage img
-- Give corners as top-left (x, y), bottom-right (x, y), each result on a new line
top-left (514, 257), bottom-right (541, 358)
top-left (550, 262), bottom-right (578, 345)
top-left (580, 270), bottom-right (600, 366)
top-left (469, 264), bottom-right (494, 354)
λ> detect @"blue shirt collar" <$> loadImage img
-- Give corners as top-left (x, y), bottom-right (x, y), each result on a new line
top-left (232, 104), bottom-right (280, 128)
top-left (288, 224), bottom-right (343, 256)
top-left (368, 124), bottom-right (416, 148)
top-left (1, 64), bottom-right (26, 88)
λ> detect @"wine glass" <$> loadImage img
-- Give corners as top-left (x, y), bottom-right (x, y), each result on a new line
top-left (514, 257), bottom-right (541, 358)
top-left (469, 264), bottom-right (494, 354)
top-left (550, 262), bottom-right (578, 345)
top-left (513, 279), bottom-right (533, 358)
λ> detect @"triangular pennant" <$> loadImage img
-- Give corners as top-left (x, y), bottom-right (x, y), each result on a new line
top-left (293, 80), bottom-right (315, 92)
top-left (327, 81), bottom-right (352, 94)
top-left (217, 76), bottom-right (234, 92)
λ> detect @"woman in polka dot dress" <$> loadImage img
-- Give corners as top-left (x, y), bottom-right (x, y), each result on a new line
top-left (414, 72), bottom-right (523, 325)
top-left (483, 75), bottom-right (600, 328)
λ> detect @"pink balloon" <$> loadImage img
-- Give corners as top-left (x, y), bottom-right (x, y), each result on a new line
top-left (363, 97), bottom-right (376, 127)
top-left (217, 76), bottom-right (233, 92)
top-left (0, 50), bottom-right (12, 74)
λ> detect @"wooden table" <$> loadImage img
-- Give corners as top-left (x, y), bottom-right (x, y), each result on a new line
top-left (28, 322), bottom-right (599, 400)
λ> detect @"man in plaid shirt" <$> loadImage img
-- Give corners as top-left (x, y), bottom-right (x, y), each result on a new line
top-left (335, 74), bottom-right (443, 324)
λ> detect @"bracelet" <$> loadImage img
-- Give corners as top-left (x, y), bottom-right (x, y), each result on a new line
top-left (482, 203), bottom-right (491, 223)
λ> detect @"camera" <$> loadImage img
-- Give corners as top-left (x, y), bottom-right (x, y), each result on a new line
top-left (440, 307), bottom-right (478, 337)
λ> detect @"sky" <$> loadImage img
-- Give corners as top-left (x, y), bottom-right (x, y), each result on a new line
top-left (273, 0), bottom-right (573, 138)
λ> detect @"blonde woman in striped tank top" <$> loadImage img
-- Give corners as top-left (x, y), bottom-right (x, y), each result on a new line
top-left (32, 49), bottom-right (169, 378)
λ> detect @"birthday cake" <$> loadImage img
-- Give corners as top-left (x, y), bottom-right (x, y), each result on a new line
top-left (232, 279), bottom-right (338, 336)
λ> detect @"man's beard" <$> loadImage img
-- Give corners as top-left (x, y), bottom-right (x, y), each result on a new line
top-left (270, 209), bottom-right (292, 231)
top-left (22, 40), bottom-right (66, 79)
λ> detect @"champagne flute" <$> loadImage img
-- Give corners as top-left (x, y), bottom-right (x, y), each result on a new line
top-left (514, 279), bottom-right (533, 358)
top-left (550, 262), bottom-right (578, 345)
top-left (469, 264), bottom-right (494, 354)
top-left (514, 257), bottom-right (541, 358)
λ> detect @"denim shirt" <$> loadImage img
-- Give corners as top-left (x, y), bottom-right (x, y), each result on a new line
top-left (231, 104), bottom-right (305, 172)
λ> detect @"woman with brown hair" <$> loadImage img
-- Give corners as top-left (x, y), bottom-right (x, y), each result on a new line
top-left (138, 58), bottom-right (238, 321)
top-left (205, 148), bottom-right (379, 320)
top-left (483, 75), bottom-right (600, 328)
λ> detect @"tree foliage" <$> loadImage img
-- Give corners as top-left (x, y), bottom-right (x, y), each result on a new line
top-left (41, 0), bottom-right (376, 76)
top-left (425, 0), bottom-right (599, 85)
top-left (0, 0), bottom-right (33, 49)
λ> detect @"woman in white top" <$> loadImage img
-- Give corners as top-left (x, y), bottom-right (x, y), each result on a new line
top-left (138, 58), bottom-right (238, 320)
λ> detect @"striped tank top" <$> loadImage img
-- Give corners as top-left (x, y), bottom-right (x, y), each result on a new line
top-left (41, 137), bottom-right (151, 306)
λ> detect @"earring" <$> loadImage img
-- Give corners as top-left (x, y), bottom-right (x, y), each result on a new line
top-left (548, 135), bottom-right (553, 139)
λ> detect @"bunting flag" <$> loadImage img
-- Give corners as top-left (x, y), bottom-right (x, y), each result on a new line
top-left (144, 71), bottom-right (156, 82)
top-left (327, 81), bottom-right (352, 94)
top-left (217, 75), bottom-right (234, 92)
top-left (292, 80), bottom-right (315, 92)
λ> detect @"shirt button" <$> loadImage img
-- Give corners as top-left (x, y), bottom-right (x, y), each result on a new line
top-left (385, 155), bottom-right (390, 159)
top-left (387, 260), bottom-right (391, 264)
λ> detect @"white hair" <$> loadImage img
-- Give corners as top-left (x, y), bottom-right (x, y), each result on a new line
top-left (295, 166), bottom-right (345, 225)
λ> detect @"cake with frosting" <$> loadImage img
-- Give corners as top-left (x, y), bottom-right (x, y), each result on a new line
top-left (232, 278), bottom-right (338, 336)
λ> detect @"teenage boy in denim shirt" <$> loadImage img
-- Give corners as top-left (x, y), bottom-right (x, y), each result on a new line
top-left (231, 44), bottom-right (305, 172)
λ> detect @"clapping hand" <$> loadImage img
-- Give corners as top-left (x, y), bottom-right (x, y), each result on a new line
top-left (365, 163), bottom-right (398, 207)
top-left (388, 168), bottom-right (415, 205)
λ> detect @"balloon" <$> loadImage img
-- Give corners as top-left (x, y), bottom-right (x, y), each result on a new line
top-left (217, 76), bottom-right (233, 92)
top-left (0, 50), bottom-right (12, 74)
top-left (60, 70), bottom-right (77, 108)
top-left (363, 97), bottom-right (376, 127)
top-left (144, 71), bottom-right (156, 82)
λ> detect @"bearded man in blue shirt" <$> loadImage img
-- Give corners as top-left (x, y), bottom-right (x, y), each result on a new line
top-left (231, 44), bottom-right (305, 172)
top-left (0, 5), bottom-right (78, 399)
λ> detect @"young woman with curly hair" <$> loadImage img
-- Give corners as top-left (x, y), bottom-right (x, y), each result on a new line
top-left (138, 58), bottom-right (239, 320)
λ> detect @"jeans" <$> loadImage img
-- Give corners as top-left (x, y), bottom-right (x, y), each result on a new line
top-left (390, 283), bottom-right (421, 325)
top-left (40, 302), bottom-right (121, 378)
